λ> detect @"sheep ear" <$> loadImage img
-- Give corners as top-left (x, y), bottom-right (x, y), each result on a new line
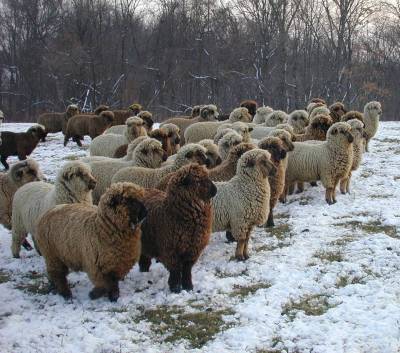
top-left (246, 159), bottom-right (255, 168)
top-left (15, 170), bottom-right (23, 180)
top-left (331, 128), bottom-right (337, 135)
top-left (185, 151), bottom-right (194, 159)
top-left (168, 131), bottom-right (174, 138)
top-left (108, 194), bottom-right (122, 209)
top-left (141, 148), bottom-right (149, 155)
top-left (201, 109), bottom-right (209, 119)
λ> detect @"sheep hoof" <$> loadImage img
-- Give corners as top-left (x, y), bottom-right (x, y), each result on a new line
top-left (182, 283), bottom-right (193, 291)
top-left (235, 255), bottom-right (247, 262)
top-left (265, 220), bottom-right (274, 227)
top-left (22, 239), bottom-right (33, 251)
top-left (169, 285), bottom-right (182, 293)
top-left (108, 290), bottom-right (119, 302)
top-left (310, 182), bottom-right (318, 187)
top-left (225, 231), bottom-right (235, 243)
top-left (89, 287), bottom-right (107, 300)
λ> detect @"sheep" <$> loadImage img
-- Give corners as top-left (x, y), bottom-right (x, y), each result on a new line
top-left (285, 122), bottom-right (354, 204)
top-left (159, 123), bottom-right (181, 154)
top-left (111, 103), bottom-right (142, 125)
top-left (92, 105), bottom-right (110, 115)
top-left (295, 114), bottom-right (333, 142)
top-left (184, 107), bottom-right (253, 143)
top-left (139, 164), bottom-right (216, 293)
top-left (0, 159), bottom-right (43, 232)
top-left (37, 105), bottom-right (79, 141)
top-left (240, 100), bottom-right (258, 118)
top-left (250, 124), bottom-right (295, 142)
top-left (309, 105), bottom-right (331, 120)
top-left (340, 111), bottom-right (364, 124)
top-left (64, 111), bottom-right (114, 147)
top-left (0, 125), bottom-right (46, 170)
top-left (88, 138), bottom-right (167, 204)
top-left (11, 161), bottom-right (96, 258)
top-left (218, 131), bottom-right (243, 160)
top-left (310, 98), bottom-right (327, 104)
top-left (161, 104), bottom-right (219, 145)
top-left (264, 110), bottom-right (289, 127)
top-left (89, 116), bottom-right (146, 157)
top-left (253, 106), bottom-right (274, 124)
top-left (105, 111), bottom-right (154, 135)
top-left (216, 122), bottom-right (253, 143)
top-left (258, 137), bottom-right (287, 227)
top-left (198, 139), bottom-right (222, 168)
top-left (36, 182), bottom-right (147, 301)
top-left (212, 149), bottom-right (277, 260)
top-left (339, 119), bottom-right (367, 194)
top-left (363, 101), bottom-right (382, 152)
top-left (288, 110), bottom-right (309, 134)
top-left (329, 102), bottom-right (347, 123)
top-left (112, 143), bottom-right (209, 189)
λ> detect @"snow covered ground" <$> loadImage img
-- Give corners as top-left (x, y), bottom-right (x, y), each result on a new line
top-left (0, 122), bottom-right (400, 353)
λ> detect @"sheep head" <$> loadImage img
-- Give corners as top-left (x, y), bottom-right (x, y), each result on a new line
top-left (10, 159), bottom-right (44, 185)
top-left (229, 107), bottom-right (252, 123)
top-left (258, 136), bottom-right (287, 162)
top-left (340, 111), bottom-right (364, 124)
top-left (364, 101), bottom-right (382, 118)
top-left (240, 100), bottom-right (258, 117)
top-left (238, 149), bottom-right (277, 179)
top-left (327, 122), bottom-right (354, 144)
top-left (138, 111), bottom-right (154, 131)
top-left (135, 138), bottom-right (167, 168)
top-left (200, 104), bottom-right (219, 121)
top-left (58, 161), bottom-right (97, 195)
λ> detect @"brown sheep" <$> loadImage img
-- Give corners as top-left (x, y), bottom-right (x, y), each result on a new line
top-left (161, 105), bottom-right (219, 145)
top-left (0, 125), bottom-right (46, 170)
top-left (329, 102), bottom-right (347, 123)
top-left (295, 114), bottom-right (333, 142)
top-left (64, 111), bottom-right (114, 147)
top-left (310, 97), bottom-right (326, 105)
top-left (139, 164), bottom-right (217, 293)
top-left (112, 103), bottom-right (142, 125)
top-left (240, 100), bottom-right (258, 118)
top-left (340, 111), bottom-right (364, 124)
top-left (37, 105), bottom-right (80, 141)
top-left (35, 182), bottom-right (147, 301)
top-left (93, 105), bottom-right (110, 115)
top-left (138, 111), bottom-right (154, 132)
top-left (258, 137), bottom-right (287, 227)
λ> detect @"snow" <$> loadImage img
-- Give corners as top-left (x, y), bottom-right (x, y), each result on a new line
top-left (1, 122), bottom-right (400, 353)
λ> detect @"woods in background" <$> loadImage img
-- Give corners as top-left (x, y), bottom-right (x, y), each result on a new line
top-left (0, 0), bottom-right (398, 121)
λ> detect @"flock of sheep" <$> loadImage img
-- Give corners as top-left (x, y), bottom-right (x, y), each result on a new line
top-left (0, 98), bottom-right (382, 301)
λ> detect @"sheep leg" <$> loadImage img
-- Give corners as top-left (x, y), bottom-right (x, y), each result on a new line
top-left (288, 183), bottom-right (295, 195)
top-left (181, 261), bottom-right (194, 291)
top-left (296, 182), bottom-right (304, 194)
top-left (242, 230), bottom-right (252, 260)
top-left (325, 187), bottom-right (336, 205)
top-left (11, 231), bottom-right (27, 258)
top-left (1, 156), bottom-right (9, 170)
top-left (340, 177), bottom-right (348, 194)
top-left (73, 136), bottom-right (82, 147)
top-left (168, 265), bottom-right (182, 293)
top-left (89, 273), bottom-right (119, 301)
top-left (41, 133), bottom-right (47, 142)
top-left (46, 259), bottom-right (71, 299)
top-left (225, 231), bottom-right (235, 243)
top-left (63, 135), bottom-right (69, 147)
top-left (235, 229), bottom-right (249, 261)
top-left (266, 211), bottom-right (274, 227)
top-left (139, 254), bottom-right (152, 272)
top-left (106, 273), bottom-right (120, 302)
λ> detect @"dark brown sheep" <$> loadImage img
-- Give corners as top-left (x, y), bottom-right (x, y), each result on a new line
top-left (310, 97), bottom-right (326, 105)
top-left (93, 105), bottom-right (110, 115)
top-left (112, 103), bottom-right (142, 125)
top-left (139, 163), bottom-right (217, 293)
top-left (295, 114), bottom-right (333, 142)
top-left (37, 105), bottom-right (79, 141)
top-left (0, 125), bottom-right (46, 170)
top-left (329, 102), bottom-right (347, 123)
top-left (64, 111), bottom-right (114, 147)
top-left (138, 111), bottom-right (154, 132)
top-left (340, 111), bottom-right (364, 124)
top-left (240, 100), bottom-right (258, 118)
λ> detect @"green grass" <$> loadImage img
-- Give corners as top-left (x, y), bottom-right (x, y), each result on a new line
top-left (313, 250), bottom-right (343, 263)
top-left (266, 223), bottom-right (292, 240)
top-left (335, 275), bottom-right (365, 288)
top-left (14, 271), bottom-right (51, 295)
top-left (336, 219), bottom-right (398, 238)
top-left (229, 282), bottom-right (271, 299)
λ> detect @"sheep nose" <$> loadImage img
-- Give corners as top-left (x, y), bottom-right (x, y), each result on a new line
top-left (88, 178), bottom-right (97, 190)
top-left (209, 182), bottom-right (217, 198)
top-left (162, 152), bottom-right (168, 161)
top-left (205, 158), bottom-right (211, 167)
top-left (215, 156), bottom-right (222, 166)
top-left (347, 132), bottom-right (354, 143)
top-left (175, 137), bottom-right (181, 144)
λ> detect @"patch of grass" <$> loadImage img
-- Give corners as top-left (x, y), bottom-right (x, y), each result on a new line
top-left (0, 270), bottom-right (11, 284)
top-left (135, 305), bottom-right (234, 348)
top-left (282, 294), bottom-right (337, 321)
top-left (15, 271), bottom-right (51, 295)
top-left (369, 194), bottom-right (393, 199)
top-left (336, 219), bottom-right (398, 239)
top-left (267, 223), bottom-right (292, 240)
top-left (329, 235), bottom-right (356, 246)
top-left (375, 138), bottom-right (400, 143)
top-left (63, 155), bottom-right (80, 160)
top-left (360, 169), bottom-right (374, 178)
top-left (229, 282), bottom-right (271, 299)
top-left (313, 250), bottom-right (343, 263)
top-left (274, 213), bottom-right (290, 220)
top-left (215, 268), bottom-right (248, 278)
top-left (335, 275), bottom-right (365, 288)
top-left (256, 241), bottom-right (291, 252)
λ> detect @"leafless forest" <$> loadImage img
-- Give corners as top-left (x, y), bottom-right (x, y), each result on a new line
top-left (0, 0), bottom-right (399, 122)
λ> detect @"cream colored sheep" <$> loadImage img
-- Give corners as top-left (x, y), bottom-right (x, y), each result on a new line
top-left (264, 110), bottom-right (289, 127)
top-left (160, 123), bottom-right (181, 154)
top-left (363, 101), bottom-right (382, 152)
top-left (285, 122), bottom-right (354, 204)
top-left (112, 143), bottom-right (209, 188)
top-left (105, 111), bottom-right (154, 135)
top-left (211, 149), bottom-right (276, 260)
top-left (216, 122), bottom-right (253, 143)
top-left (184, 107), bottom-right (252, 143)
top-left (89, 117), bottom-right (147, 157)
top-left (0, 159), bottom-right (43, 231)
top-left (198, 139), bottom-right (222, 168)
top-left (11, 161), bottom-right (96, 258)
top-left (288, 110), bottom-right (309, 134)
top-left (309, 106), bottom-right (331, 120)
top-left (253, 106), bottom-right (274, 124)
top-left (88, 138), bottom-right (167, 204)
top-left (250, 124), bottom-right (294, 142)
top-left (218, 131), bottom-right (243, 160)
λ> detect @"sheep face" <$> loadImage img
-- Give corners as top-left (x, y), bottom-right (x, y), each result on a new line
top-left (199, 140), bottom-right (222, 168)
top-left (254, 106), bottom-right (274, 122)
top-left (191, 105), bottom-right (203, 117)
top-left (347, 119), bottom-right (365, 140)
top-left (264, 111), bottom-right (288, 127)
top-left (27, 125), bottom-right (46, 140)
top-left (239, 149), bottom-right (276, 178)
top-left (126, 117), bottom-right (145, 138)
top-left (138, 140), bottom-right (167, 167)
top-left (365, 101), bottom-right (382, 117)
top-left (184, 147), bottom-right (209, 167)
top-left (60, 162), bottom-right (97, 192)
top-left (228, 143), bottom-right (256, 161)
top-left (161, 124), bottom-right (181, 153)
top-left (66, 105), bottom-right (80, 118)
top-left (270, 130), bottom-right (295, 152)
top-left (99, 182), bottom-right (147, 231)
top-left (128, 103), bottom-right (142, 115)
top-left (232, 122), bottom-right (253, 142)
top-left (100, 111), bottom-right (115, 126)
top-left (94, 105), bottom-right (109, 115)
top-left (289, 110), bottom-right (309, 132)
top-left (169, 164), bottom-right (217, 201)
top-left (258, 137), bottom-right (287, 162)
top-left (310, 114), bottom-right (333, 133)
top-left (329, 102), bottom-right (346, 117)
top-left (240, 100), bottom-right (258, 117)
top-left (200, 105), bottom-right (219, 121)
top-left (149, 129), bottom-right (171, 155)
top-left (327, 122), bottom-right (354, 144)
top-left (11, 159), bottom-right (43, 185)
top-left (340, 111), bottom-right (364, 124)
top-left (229, 107), bottom-right (252, 123)
top-left (138, 111), bottom-right (154, 131)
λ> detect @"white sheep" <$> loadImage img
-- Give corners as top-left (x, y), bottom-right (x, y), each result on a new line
top-left (11, 161), bottom-right (96, 258)
top-left (88, 138), bottom-right (167, 204)
top-left (363, 101), bottom-right (382, 152)
top-left (211, 149), bottom-right (277, 260)
top-left (264, 110), bottom-right (289, 127)
top-left (215, 121), bottom-right (253, 143)
top-left (89, 116), bottom-right (147, 157)
top-left (218, 131), bottom-right (243, 160)
top-left (112, 143), bottom-right (209, 188)
top-left (285, 122), bottom-right (354, 204)
top-left (198, 139), bottom-right (222, 168)
top-left (184, 107), bottom-right (252, 143)
top-left (105, 111), bottom-right (154, 135)
top-left (288, 110), bottom-right (309, 134)
top-left (253, 106), bottom-right (274, 124)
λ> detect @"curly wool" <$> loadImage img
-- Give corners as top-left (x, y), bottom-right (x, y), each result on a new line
top-left (11, 161), bottom-right (96, 258)
top-left (309, 106), bottom-right (331, 120)
top-left (363, 101), bottom-right (382, 151)
top-left (89, 139), bottom-right (167, 204)
top-left (0, 159), bottom-right (43, 230)
top-left (253, 106), bottom-right (274, 124)
top-left (160, 123), bottom-right (181, 154)
top-left (212, 149), bottom-right (276, 260)
top-left (329, 102), bottom-right (347, 123)
top-left (218, 131), bottom-right (243, 160)
top-left (295, 114), bottom-right (333, 142)
top-left (264, 110), bottom-right (289, 127)
top-left (111, 104), bottom-right (142, 125)
top-left (286, 122), bottom-right (354, 204)
top-left (288, 110), bottom-right (309, 134)
top-left (112, 144), bottom-right (208, 188)
top-left (198, 139), bottom-right (222, 168)
top-left (36, 182), bottom-right (146, 301)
